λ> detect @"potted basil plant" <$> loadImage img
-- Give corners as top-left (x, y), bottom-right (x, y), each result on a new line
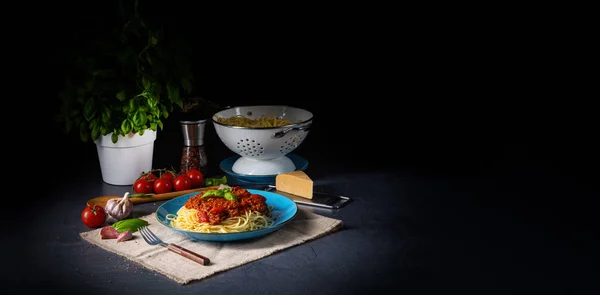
top-left (57, 0), bottom-right (194, 185)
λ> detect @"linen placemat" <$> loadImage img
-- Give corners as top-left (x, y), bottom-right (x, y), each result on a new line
top-left (80, 209), bottom-right (343, 284)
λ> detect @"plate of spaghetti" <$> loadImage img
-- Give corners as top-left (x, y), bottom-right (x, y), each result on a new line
top-left (155, 185), bottom-right (298, 242)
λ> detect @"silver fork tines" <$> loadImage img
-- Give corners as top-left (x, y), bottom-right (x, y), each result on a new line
top-left (138, 226), bottom-right (210, 266)
top-left (139, 226), bottom-right (166, 246)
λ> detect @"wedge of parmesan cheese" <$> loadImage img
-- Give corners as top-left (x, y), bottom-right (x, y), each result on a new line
top-left (275, 170), bottom-right (313, 199)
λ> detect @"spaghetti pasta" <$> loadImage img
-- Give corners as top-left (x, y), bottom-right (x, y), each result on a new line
top-left (215, 115), bottom-right (294, 128)
top-left (165, 185), bottom-right (275, 234)
top-left (166, 207), bottom-right (274, 233)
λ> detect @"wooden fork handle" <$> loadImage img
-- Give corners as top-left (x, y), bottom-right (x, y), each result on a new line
top-left (167, 244), bottom-right (211, 265)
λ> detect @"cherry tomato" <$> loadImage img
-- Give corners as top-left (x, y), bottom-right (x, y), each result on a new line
top-left (153, 178), bottom-right (173, 194)
top-left (81, 205), bottom-right (106, 228)
top-left (209, 206), bottom-right (225, 214)
top-left (161, 171), bottom-right (175, 181)
top-left (198, 210), bottom-right (209, 223)
top-left (186, 169), bottom-right (204, 188)
top-left (173, 175), bottom-right (192, 191)
top-left (133, 178), bottom-right (153, 194)
top-left (143, 173), bottom-right (158, 184)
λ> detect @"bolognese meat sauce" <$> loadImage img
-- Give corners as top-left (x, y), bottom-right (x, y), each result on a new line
top-left (184, 186), bottom-right (270, 225)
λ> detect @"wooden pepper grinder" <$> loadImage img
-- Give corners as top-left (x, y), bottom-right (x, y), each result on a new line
top-left (180, 119), bottom-right (208, 176)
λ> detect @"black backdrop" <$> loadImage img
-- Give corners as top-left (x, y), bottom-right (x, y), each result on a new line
top-left (15, 1), bottom-right (598, 189)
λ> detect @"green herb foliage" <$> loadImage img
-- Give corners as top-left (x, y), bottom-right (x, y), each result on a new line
top-left (57, 0), bottom-right (193, 143)
top-left (112, 218), bottom-right (149, 233)
top-left (205, 176), bottom-right (228, 187)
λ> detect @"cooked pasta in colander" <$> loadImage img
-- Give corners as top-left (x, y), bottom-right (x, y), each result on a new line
top-left (215, 115), bottom-right (294, 128)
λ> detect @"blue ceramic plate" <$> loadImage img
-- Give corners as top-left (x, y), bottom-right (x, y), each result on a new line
top-left (220, 154), bottom-right (308, 184)
top-left (155, 189), bottom-right (298, 242)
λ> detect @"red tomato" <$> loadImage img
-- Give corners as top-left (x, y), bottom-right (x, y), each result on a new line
top-left (81, 205), bottom-right (106, 228)
top-left (198, 210), bottom-right (209, 223)
top-left (209, 206), bottom-right (225, 214)
top-left (186, 169), bottom-right (204, 188)
top-left (143, 173), bottom-right (158, 184)
top-left (173, 175), bottom-right (192, 191)
top-left (133, 178), bottom-right (153, 194)
top-left (153, 178), bottom-right (173, 194)
top-left (161, 172), bottom-right (175, 181)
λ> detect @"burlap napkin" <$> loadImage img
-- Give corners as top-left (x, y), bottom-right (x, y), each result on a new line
top-left (80, 209), bottom-right (343, 284)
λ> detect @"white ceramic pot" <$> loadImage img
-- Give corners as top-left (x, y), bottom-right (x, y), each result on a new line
top-left (94, 130), bottom-right (157, 185)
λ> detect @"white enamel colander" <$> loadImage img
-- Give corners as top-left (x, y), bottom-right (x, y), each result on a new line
top-left (212, 105), bottom-right (313, 175)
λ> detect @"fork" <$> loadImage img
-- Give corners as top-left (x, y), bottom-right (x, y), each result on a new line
top-left (139, 226), bottom-right (210, 265)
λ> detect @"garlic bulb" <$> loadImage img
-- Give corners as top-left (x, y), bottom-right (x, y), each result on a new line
top-left (105, 192), bottom-right (133, 223)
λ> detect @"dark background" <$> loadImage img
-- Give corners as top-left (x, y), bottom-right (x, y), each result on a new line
top-left (7, 2), bottom-right (598, 293)
top-left (13, 0), bottom-right (597, 224)
top-left (33, 4), bottom-right (596, 178)
top-left (22, 1), bottom-right (595, 177)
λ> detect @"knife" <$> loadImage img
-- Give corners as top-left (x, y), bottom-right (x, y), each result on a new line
top-left (263, 185), bottom-right (352, 209)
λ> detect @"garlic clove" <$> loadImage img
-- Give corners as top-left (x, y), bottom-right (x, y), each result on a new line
top-left (100, 226), bottom-right (119, 239)
top-left (116, 230), bottom-right (133, 242)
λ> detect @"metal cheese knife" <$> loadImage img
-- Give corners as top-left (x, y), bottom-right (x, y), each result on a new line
top-left (263, 185), bottom-right (352, 209)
